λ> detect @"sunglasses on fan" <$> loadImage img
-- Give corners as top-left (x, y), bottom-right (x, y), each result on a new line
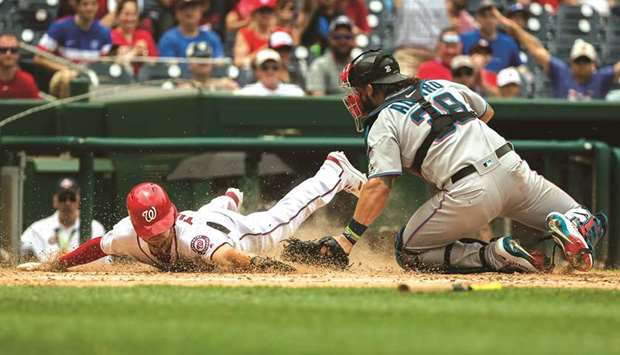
top-left (260, 63), bottom-right (280, 71)
top-left (0, 47), bottom-right (18, 54)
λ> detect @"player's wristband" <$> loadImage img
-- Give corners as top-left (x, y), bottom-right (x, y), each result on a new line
top-left (343, 219), bottom-right (368, 244)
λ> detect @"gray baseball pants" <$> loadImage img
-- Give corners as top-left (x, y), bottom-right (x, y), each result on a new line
top-left (395, 149), bottom-right (581, 272)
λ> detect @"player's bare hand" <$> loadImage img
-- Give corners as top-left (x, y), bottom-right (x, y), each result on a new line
top-left (492, 6), bottom-right (515, 29)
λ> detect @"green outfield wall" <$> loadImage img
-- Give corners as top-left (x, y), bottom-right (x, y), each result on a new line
top-left (1, 94), bottom-right (620, 143)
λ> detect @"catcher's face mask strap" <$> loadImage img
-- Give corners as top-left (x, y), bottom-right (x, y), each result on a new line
top-left (340, 62), bottom-right (352, 87)
top-left (342, 89), bottom-right (365, 132)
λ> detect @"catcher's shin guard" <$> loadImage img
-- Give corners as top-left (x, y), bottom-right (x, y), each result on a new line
top-left (394, 229), bottom-right (494, 274)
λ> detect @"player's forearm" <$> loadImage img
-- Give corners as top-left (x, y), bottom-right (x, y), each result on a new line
top-left (352, 177), bottom-right (392, 226)
top-left (58, 237), bottom-right (107, 269)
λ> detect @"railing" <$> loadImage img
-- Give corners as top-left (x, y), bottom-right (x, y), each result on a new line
top-left (0, 136), bottom-right (615, 266)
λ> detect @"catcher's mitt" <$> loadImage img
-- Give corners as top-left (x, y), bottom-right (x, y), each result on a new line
top-left (281, 236), bottom-right (349, 269)
top-left (249, 256), bottom-right (296, 273)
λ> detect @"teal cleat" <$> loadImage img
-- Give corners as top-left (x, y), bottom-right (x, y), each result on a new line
top-left (492, 236), bottom-right (540, 273)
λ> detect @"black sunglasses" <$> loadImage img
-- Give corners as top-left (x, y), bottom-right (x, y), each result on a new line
top-left (0, 47), bottom-right (19, 54)
top-left (58, 191), bottom-right (78, 203)
top-left (573, 56), bottom-right (593, 65)
top-left (453, 67), bottom-right (474, 77)
top-left (332, 34), bottom-right (353, 41)
top-left (260, 63), bottom-right (279, 71)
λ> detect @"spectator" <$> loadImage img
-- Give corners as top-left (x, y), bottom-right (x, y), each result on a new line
top-left (496, 67), bottom-right (523, 98)
top-left (226, 0), bottom-right (257, 34)
top-left (417, 27), bottom-right (462, 81)
top-left (236, 48), bottom-right (304, 96)
top-left (336, 0), bottom-right (370, 33)
top-left (468, 39), bottom-right (499, 96)
top-left (392, 0), bottom-right (451, 76)
top-left (58, 0), bottom-right (115, 27)
top-left (495, 7), bottom-right (620, 100)
top-left (233, 0), bottom-right (280, 68)
top-left (451, 55), bottom-right (476, 89)
top-left (178, 41), bottom-right (239, 90)
top-left (0, 33), bottom-right (40, 99)
top-left (447, 0), bottom-right (476, 33)
top-left (269, 31), bottom-right (306, 88)
top-left (306, 16), bottom-right (354, 96)
top-left (298, 0), bottom-right (343, 55)
top-left (506, 3), bottom-right (530, 29)
top-left (20, 177), bottom-right (105, 262)
top-left (460, 1), bottom-right (522, 73)
top-left (276, 0), bottom-right (297, 34)
top-left (112, 0), bottom-right (158, 74)
top-left (35, 0), bottom-right (112, 98)
top-left (142, 0), bottom-right (176, 41)
top-left (158, 0), bottom-right (223, 75)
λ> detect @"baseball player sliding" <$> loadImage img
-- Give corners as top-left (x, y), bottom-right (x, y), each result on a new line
top-left (18, 151), bottom-right (366, 272)
top-left (283, 49), bottom-right (608, 273)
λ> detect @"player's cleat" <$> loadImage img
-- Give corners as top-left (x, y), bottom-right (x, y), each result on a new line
top-left (325, 151), bottom-right (367, 198)
top-left (575, 212), bottom-right (608, 250)
top-left (546, 212), bottom-right (593, 271)
top-left (492, 236), bottom-right (540, 273)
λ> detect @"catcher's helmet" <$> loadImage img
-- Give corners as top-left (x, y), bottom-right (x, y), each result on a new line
top-left (341, 49), bottom-right (408, 88)
top-left (340, 49), bottom-right (408, 132)
top-left (127, 182), bottom-right (177, 240)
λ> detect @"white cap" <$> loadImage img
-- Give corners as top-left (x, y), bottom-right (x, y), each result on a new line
top-left (255, 48), bottom-right (281, 66)
top-left (451, 55), bottom-right (474, 70)
top-left (497, 67), bottom-right (522, 87)
top-left (269, 31), bottom-right (293, 49)
top-left (570, 39), bottom-right (597, 62)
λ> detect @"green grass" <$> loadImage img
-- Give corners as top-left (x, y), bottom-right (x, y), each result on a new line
top-left (0, 286), bottom-right (619, 355)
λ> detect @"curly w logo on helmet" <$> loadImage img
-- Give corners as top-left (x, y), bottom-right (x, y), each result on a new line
top-left (142, 206), bottom-right (157, 223)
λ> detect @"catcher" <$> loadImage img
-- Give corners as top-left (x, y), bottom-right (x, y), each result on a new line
top-left (282, 50), bottom-right (607, 273)
top-left (18, 151), bottom-right (366, 273)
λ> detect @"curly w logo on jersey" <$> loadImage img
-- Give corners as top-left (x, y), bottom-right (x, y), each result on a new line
top-left (142, 206), bottom-right (157, 223)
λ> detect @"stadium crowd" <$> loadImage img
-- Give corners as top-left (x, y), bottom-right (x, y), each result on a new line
top-left (0, 0), bottom-right (619, 101)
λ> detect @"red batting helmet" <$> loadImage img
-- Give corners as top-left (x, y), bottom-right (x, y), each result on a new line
top-left (126, 182), bottom-right (177, 240)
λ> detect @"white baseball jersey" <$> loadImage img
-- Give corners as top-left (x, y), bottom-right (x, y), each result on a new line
top-left (99, 159), bottom-right (347, 270)
top-left (100, 211), bottom-right (233, 271)
top-left (367, 80), bottom-right (507, 188)
top-left (20, 212), bottom-right (105, 262)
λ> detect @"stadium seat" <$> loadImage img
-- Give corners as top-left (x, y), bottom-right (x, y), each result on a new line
top-left (603, 13), bottom-right (620, 65)
top-left (87, 62), bottom-right (134, 85)
top-left (137, 62), bottom-right (184, 82)
top-left (16, 0), bottom-right (58, 31)
top-left (551, 5), bottom-right (603, 61)
top-left (526, 2), bottom-right (555, 45)
top-left (366, 0), bottom-right (393, 49)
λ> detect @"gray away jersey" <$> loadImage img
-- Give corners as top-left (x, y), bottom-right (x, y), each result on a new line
top-left (366, 80), bottom-right (508, 188)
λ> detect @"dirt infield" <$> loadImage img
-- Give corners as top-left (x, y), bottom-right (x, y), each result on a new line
top-left (2, 263), bottom-right (619, 289)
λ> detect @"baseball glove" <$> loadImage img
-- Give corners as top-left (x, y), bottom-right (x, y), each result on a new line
top-left (249, 256), bottom-right (296, 273)
top-left (281, 236), bottom-right (349, 269)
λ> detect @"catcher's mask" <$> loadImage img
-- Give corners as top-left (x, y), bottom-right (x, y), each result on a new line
top-left (340, 49), bottom-right (408, 132)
